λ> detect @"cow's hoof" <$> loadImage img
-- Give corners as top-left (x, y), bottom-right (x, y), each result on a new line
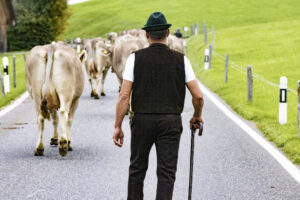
top-left (68, 141), bottom-right (73, 151)
top-left (59, 139), bottom-right (68, 157)
top-left (90, 92), bottom-right (94, 97)
top-left (50, 138), bottom-right (58, 146)
top-left (94, 94), bottom-right (100, 99)
top-left (101, 92), bottom-right (106, 96)
top-left (34, 148), bottom-right (44, 156)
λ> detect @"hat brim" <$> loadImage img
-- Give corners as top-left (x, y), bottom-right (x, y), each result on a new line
top-left (142, 24), bottom-right (172, 31)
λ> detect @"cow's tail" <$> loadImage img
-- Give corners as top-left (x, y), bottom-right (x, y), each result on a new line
top-left (41, 44), bottom-right (54, 119)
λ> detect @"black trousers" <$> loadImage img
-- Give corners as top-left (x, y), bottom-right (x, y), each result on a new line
top-left (128, 114), bottom-right (183, 200)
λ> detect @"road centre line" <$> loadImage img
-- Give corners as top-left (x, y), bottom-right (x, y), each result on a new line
top-left (198, 80), bottom-right (300, 184)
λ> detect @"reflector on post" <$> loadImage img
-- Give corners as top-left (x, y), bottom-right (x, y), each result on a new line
top-left (279, 76), bottom-right (287, 124)
top-left (2, 57), bottom-right (10, 94)
top-left (204, 49), bottom-right (210, 70)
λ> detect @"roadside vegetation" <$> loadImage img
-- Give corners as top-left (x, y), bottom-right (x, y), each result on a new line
top-left (186, 19), bottom-right (300, 164)
top-left (0, 53), bottom-right (27, 108)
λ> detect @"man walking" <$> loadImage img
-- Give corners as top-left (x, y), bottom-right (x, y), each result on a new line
top-left (113, 12), bottom-right (204, 200)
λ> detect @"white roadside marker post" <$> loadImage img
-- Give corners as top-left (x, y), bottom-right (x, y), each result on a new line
top-left (184, 26), bottom-right (189, 38)
top-left (297, 81), bottom-right (300, 138)
top-left (2, 57), bottom-right (10, 94)
top-left (76, 37), bottom-right (81, 53)
top-left (279, 76), bottom-right (288, 124)
top-left (195, 23), bottom-right (199, 35)
top-left (204, 49), bottom-right (210, 70)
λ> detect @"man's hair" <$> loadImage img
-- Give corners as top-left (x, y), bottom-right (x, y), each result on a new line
top-left (147, 29), bottom-right (168, 40)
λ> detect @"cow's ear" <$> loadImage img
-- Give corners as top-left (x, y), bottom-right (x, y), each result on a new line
top-left (79, 50), bottom-right (87, 63)
top-left (105, 43), bottom-right (114, 53)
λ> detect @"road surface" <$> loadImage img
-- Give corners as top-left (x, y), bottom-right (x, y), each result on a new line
top-left (0, 71), bottom-right (300, 200)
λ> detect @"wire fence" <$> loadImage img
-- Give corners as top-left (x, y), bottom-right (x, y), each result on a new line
top-left (212, 50), bottom-right (297, 95)
top-left (0, 53), bottom-right (28, 97)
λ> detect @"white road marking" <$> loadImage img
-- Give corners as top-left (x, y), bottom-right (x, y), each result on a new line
top-left (67, 0), bottom-right (90, 5)
top-left (198, 80), bottom-right (300, 184)
top-left (0, 92), bottom-right (29, 119)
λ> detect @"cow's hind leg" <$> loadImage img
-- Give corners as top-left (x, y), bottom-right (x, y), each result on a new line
top-left (66, 99), bottom-right (79, 151)
top-left (101, 67), bottom-right (109, 96)
top-left (34, 114), bottom-right (45, 156)
top-left (58, 98), bottom-right (72, 157)
top-left (50, 110), bottom-right (59, 146)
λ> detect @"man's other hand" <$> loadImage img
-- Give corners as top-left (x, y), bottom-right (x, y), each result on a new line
top-left (113, 127), bottom-right (124, 147)
top-left (190, 116), bottom-right (204, 130)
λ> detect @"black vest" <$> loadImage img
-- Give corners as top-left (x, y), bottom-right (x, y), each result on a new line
top-left (132, 43), bottom-right (186, 114)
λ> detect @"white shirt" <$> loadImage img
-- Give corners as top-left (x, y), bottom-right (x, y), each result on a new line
top-left (123, 53), bottom-right (196, 83)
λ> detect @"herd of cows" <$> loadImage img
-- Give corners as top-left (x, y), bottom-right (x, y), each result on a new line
top-left (25, 29), bottom-right (185, 157)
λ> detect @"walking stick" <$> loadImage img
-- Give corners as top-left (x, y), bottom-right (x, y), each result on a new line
top-left (188, 122), bottom-right (203, 200)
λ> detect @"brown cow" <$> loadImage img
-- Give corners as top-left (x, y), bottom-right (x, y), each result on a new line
top-left (83, 38), bottom-right (112, 99)
top-left (25, 43), bottom-right (85, 157)
top-left (167, 35), bottom-right (185, 54)
top-left (112, 35), bottom-right (144, 88)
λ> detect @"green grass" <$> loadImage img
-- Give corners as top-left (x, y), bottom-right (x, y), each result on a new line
top-left (186, 19), bottom-right (300, 164)
top-left (64, 0), bottom-right (300, 39)
top-left (0, 53), bottom-right (27, 109)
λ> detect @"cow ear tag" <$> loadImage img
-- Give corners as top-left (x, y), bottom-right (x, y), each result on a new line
top-left (103, 50), bottom-right (108, 54)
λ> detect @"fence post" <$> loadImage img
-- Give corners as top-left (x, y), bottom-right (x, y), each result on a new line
top-left (2, 57), bottom-right (10, 94)
top-left (203, 21), bottom-right (207, 45)
top-left (13, 55), bottom-right (16, 88)
top-left (71, 38), bottom-right (74, 48)
top-left (209, 44), bottom-right (212, 68)
top-left (0, 69), bottom-right (4, 96)
top-left (224, 54), bottom-right (229, 83)
top-left (211, 27), bottom-right (215, 51)
top-left (23, 53), bottom-right (26, 63)
top-left (195, 23), bottom-right (199, 35)
top-left (297, 81), bottom-right (300, 137)
top-left (279, 77), bottom-right (288, 124)
top-left (76, 37), bottom-right (81, 53)
top-left (247, 65), bottom-right (253, 102)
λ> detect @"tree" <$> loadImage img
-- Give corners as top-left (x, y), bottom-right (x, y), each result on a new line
top-left (7, 0), bottom-right (71, 51)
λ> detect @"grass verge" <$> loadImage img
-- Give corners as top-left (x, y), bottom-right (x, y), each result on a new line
top-left (0, 53), bottom-right (28, 109)
top-left (186, 19), bottom-right (300, 165)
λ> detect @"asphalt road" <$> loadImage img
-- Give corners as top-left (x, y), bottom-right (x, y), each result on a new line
top-left (1, 70), bottom-right (300, 200)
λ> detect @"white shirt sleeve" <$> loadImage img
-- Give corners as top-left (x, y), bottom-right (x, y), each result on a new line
top-left (122, 53), bottom-right (135, 82)
top-left (184, 56), bottom-right (196, 83)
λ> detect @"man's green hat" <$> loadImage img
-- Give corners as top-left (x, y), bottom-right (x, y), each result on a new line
top-left (142, 12), bottom-right (172, 31)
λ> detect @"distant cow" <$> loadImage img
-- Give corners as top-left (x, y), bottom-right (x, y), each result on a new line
top-left (25, 43), bottom-right (85, 157)
top-left (83, 38), bottom-right (112, 99)
top-left (112, 35), bottom-right (144, 88)
top-left (107, 32), bottom-right (118, 44)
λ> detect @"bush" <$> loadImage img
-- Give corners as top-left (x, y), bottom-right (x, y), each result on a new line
top-left (7, 0), bottom-right (71, 51)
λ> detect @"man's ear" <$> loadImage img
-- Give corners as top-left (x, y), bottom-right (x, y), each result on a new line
top-left (166, 29), bottom-right (170, 37)
top-left (146, 31), bottom-right (150, 39)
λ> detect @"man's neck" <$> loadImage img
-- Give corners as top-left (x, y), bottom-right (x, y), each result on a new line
top-left (148, 39), bottom-right (167, 46)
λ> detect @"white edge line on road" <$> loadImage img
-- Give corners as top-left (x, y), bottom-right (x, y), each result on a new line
top-left (0, 92), bottom-right (29, 119)
top-left (198, 80), bottom-right (300, 184)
